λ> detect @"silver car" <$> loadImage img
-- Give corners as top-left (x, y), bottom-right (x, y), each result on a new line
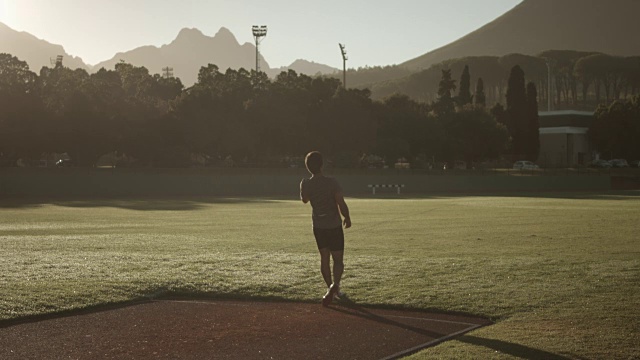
top-left (609, 159), bottom-right (629, 168)
top-left (590, 160), bottom-right (612, 168)
top-left (513, 160), bottom-right (539, 170)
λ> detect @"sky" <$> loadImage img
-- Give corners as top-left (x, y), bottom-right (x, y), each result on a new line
top-left (0, 0), bottom-right (522, 69)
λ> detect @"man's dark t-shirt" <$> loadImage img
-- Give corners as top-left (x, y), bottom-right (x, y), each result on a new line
top-left (301, 176), bottom-right (342, 229)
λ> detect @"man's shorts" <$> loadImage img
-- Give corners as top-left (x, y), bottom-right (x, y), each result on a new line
top-left (313, 226), bottom-right (344, 251)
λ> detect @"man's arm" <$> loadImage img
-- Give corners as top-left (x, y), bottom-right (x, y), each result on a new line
top-left (335, 191), bottom-right (351, 228)
top-left (300, 179), bottom-right (309, 203)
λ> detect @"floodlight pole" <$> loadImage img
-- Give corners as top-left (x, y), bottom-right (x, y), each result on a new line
top-left (339, 43), bottom-right (348, 88)
top-left (252, 25), bottom-right (268, 73)
top-left (50, 55), bottom-right (63, 68)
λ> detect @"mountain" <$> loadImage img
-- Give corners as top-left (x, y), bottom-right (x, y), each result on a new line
top-left (0, 23), bottom-right (336, 84)
top-left (268, 59), bottom-right (339, 77)
top-left (93, 28), bottom-right (340, 85)
top-left (0, 22), bottom-right (89, 72)
top-left (91, 27), bottom-right (264, 86)
top-left (401, 0), bottom-right (640, 70)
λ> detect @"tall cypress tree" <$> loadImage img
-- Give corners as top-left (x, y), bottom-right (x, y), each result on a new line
top-left (526, 82), bottom-right (540, 161)
top-left (475, 77), bottom-right (486, 107)
top-left (457, 65), bottom-right (472, 106)
top-left (506, 65), bottom-right (527, 157)
top-left (434, 69), bottom-right (456, 115)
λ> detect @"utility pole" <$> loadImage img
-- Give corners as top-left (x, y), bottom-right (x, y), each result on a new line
top-left (162, 67), bottom-right (174, 79)
top-left (252, 25), bottom-right (268, 73)
top-left (339, 43), bottom-right (348, 88)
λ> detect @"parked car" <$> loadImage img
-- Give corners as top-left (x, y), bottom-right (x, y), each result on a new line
top-left (589, 159), bottom-right (612, 168)
top-left (609, 159), bottom-right (629, 168)
top-left (513, 160), bottom-right (539, 170)
top-left (55, 159), bottom-right (74, 167)
top-left (629, 160), bottom-right (640, 168)
top-left (394, 158), bottom-right (411, 169)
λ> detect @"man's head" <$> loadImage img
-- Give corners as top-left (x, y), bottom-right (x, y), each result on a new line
top-left (305, 151), bottom-right (323, 175)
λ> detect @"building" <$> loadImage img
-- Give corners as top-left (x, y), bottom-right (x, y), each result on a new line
top-left (538, 110), bottom-right (594, 168)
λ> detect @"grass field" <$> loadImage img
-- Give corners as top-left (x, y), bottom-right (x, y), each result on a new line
top-left (1, 193), bottom-right (639, 359)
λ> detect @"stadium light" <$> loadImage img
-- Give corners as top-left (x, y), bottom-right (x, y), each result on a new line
top-left (339, 43), bottom-right (348, 88)
top-left (252, 25), bottom-right (268, 73)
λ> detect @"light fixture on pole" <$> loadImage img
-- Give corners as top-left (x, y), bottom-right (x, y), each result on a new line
top-left (252, 25), bottom-right (268, 73)
top-left (50, 55), bottom-right (63, 68)
top-left (339, 43), bottom-right (348, 88)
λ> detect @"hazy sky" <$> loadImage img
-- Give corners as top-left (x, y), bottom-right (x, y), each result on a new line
top-left (0, 0), bottom-right (522, 68)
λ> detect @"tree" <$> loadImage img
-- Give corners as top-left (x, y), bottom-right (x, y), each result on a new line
top-left (197, 64), bottom-right (222, 87)
top-left (444, 106), bottom-right (509, 166)
top-left (151, 74), bottom-right (184, 101)
top-left (0, 53), bottom-right (44, 160)
top-left (626, 57), bottom-right (640, 97)
top-left (114, 62), bottom-right (149, 101)
top-left (589, 96), bottom-right (640, 160)
top-left (38, 65), bottom-right (123, 166)
top-left (325, 88), bottom-right (376, 162)
top-left (374, 94), bottom-right (438, 163)
top-left (457, 65), bottom-right (472, 106)
top-left (506, 65), bottom-right (527, 157)
top-left (540, 50), bottom-right (596, 106)
top-left (526, 82), bottom-right (540, 161)
top-left (475, 78), bottom-right (486, 107)
top-left (0, 53), bottom-right (38, 93)
top-left (573, 55), bottom-right (595, 105)
top-left (490, 103), bottom-right (508, 127)
top-left (433, 69), bottom-right (456, 115)
top-left (574, 54), bottom-right (606, 103)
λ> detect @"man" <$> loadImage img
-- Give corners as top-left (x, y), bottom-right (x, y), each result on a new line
top-left (300, 151), bottom-right (351, 306)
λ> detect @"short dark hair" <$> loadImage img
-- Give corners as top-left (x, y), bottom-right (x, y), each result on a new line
top-left (305, 151), bottom-right (323, 174)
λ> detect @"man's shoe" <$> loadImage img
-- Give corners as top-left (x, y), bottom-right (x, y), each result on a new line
top-left (322, 283), bottom-right (340, 307)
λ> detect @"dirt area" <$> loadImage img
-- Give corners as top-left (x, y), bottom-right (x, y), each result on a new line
top-left (0, 299), bottom-right (491, 359)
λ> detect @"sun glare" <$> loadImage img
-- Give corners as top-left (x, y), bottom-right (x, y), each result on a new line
top-left (0, 2), bottom-right (18, 28)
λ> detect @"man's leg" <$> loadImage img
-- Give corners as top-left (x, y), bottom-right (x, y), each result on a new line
top-left (330, 250), bottom-right (344, 287)
top-left (318, 247), bottom-right (332, 288)
top-left (322, 250), bottom-right (345, 305)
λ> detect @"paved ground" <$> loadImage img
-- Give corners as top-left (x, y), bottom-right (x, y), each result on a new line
top-left (0, 299), bottom-right (491, 359)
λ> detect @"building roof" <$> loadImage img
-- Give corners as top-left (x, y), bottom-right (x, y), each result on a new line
top-left (539, 110), bottom-right (594, 117)
top-left (539, 127), bottom-right (589, 135)
top-left (538, 110), bottom-right (594, 128)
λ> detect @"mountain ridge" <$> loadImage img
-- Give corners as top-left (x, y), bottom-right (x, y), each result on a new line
top-left (0, 21), bottom-right (89, 72)
top-left (91, 26), bottom-right (265, 85)
top-left (401, 0), bottom-right (640, 70)
top-left (0, 22), bottom-right (338, 84)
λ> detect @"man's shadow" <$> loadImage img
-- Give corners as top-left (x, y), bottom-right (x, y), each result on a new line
top-left (327, 297), bottom-right (572, 360)
top-left (456, 336), bottom-right (577, 360)
top-left (326, 296), bottom-right (452, 340)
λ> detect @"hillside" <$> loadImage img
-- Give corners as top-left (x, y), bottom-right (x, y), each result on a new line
top-left (0, 22), bottom-right (89, 72)
top-left (401, 0), bottom-right (640, 70)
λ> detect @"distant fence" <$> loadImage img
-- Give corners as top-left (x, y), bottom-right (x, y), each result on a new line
top-left (0, 167), bottom-right (617, 198)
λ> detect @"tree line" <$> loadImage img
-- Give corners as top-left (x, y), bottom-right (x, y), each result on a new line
top-left (590, 95), bottom-right (640, 161)
top-left (3, 50), bottom-right (631, 168)
top-left (343, 51), bottom-right (640, 111)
